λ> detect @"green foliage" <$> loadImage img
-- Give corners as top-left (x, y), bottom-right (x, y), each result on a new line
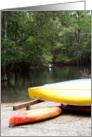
top-left (1, 39), bottom-right (23, 67)
top-left (55, 54), bottom-right (71, 63)
top-left (1, 11), bottom-right (91, 71)
top-left (55, 11), bottom-right (91, 65)
top-left (40, 52), bottom-right (53, 66)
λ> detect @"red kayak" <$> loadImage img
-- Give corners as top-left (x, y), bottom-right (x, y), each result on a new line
top-left (9, 106), bottom-right (62, 126)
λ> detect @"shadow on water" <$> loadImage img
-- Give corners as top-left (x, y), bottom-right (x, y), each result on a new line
top-left (1, 65), bottom-right (91, 103)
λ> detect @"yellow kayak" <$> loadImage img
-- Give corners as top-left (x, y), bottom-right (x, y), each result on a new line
top-left (28, 79), bottom-right (91, 106)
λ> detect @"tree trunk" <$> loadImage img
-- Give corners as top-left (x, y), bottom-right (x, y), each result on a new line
top-left (2, 11), bottom-right (8, 81)
top-left (77, 29), bottom-right (81, 65)
top-left (3, 11), bottom-right (8, 40)
top-left (73, 32), bottom-right (77, 64)
top-left (63, 26), bottom-right (66, 55)
top-left (1, 67), bottom-right (7, 81)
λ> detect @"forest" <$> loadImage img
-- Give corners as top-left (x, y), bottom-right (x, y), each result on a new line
top-left (1, 11), bottom-right (91, 80)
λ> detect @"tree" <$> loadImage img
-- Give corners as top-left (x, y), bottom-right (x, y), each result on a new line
top-left (53, 11), bottom-right (91, 65)
top-left (1, 11), bottom-right (91, 80)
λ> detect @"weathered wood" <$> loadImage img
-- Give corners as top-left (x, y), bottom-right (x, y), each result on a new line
top-left (26, 104), bottom-right (31, 110)
top-left (13, 99), bottom-right (44, 111)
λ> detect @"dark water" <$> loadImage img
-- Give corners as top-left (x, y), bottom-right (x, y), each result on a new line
top-left (1, 65), bottom-right (91, 103)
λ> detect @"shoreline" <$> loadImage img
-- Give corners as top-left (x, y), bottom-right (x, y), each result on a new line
top-left (1, 101), bottom-right (91, 136)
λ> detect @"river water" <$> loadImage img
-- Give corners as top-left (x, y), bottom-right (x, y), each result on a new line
top-left (1, 65), bottom-right (91, 103)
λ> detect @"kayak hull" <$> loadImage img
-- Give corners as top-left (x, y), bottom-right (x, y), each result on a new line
top-left (9, 106), bottom-right (62, 126)
top-left (28, 79), bottom-right (91, 106)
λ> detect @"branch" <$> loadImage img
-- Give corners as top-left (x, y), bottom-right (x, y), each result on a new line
top-left (16, 13), bottom-right (49, 46)
top-left (34, 21), bottom-right (40, 28)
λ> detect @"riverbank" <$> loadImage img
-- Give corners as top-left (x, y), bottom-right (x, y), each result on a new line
top-left (1, 101), bottom-right (91, 136)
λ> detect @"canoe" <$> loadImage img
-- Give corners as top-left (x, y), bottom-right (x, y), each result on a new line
top-left (9, 106), bottom-right (62, 126)
top-left (28, 79), bottom-right (91, 106)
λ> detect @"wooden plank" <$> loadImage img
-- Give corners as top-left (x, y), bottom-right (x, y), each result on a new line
top-left (26, 104), bottom-right (31, 110)
top-left (13, 99), bottom-right (44, 110)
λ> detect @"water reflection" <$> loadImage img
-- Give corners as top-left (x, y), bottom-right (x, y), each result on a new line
top-left (1, 66), bottom-right (91, 103)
